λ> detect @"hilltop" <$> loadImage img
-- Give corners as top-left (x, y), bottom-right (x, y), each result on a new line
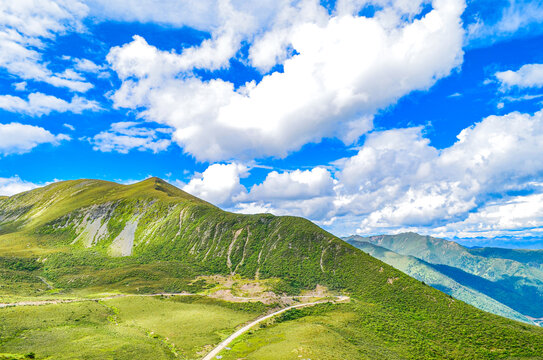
top-left (1, 179), bottom-right (543, 359)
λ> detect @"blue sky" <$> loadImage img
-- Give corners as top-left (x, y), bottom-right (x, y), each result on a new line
top-left (1, 0), bottom-right (543, 247)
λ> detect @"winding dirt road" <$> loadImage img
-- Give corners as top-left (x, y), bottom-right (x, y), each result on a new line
top-left (202, 296), bottom-right (349, 360)
top-left (1, 292), bottom-right (350, 360)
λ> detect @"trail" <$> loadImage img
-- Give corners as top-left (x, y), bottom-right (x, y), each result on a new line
top-left (202, 295), bottom-right (349, 360)
top-left (1, 291), bottom-right (350, 359)
top-left (0, 292), bottom-right (194, 308)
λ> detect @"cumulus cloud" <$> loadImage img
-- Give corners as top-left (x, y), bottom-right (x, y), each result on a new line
top-left (0, 176), bottom-right (40, 196)
top-left (90, 121), bottom-right (172, 154)
top-left (245, 167), bottom-right (334, 201)
top-left (0, 122), bottom-right (70, 155)
top-left (432, 192), bottom-right (543, 239)
top-left (182, 109), bottom-right (543, 239)
top-left (335, 109), bottom-right (543, 235)
top-left (231, 167), bottom-right (336, 220)
top-left (183, 163), bottom-right (249, 207)
top-left (495, 63), bottom-right (543, 90)
top-left (107, 0), bottom-right (465, 161)
top-left (0, 92), bottom-right (100, 116)
top-left (0, 0), bottom-right (93, 92)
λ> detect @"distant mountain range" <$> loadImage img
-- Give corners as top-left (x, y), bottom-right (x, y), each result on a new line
top-left (345, 233), bottom-right (543, 327)
top-left (1, 179), bottom-right (543, 359)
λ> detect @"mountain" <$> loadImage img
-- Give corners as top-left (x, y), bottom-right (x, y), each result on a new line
top-left (1, 179), bottom-right (543, 359)
top-left (468, 247), bottom-right (543, 271)
top-left (348, 240), bottom-right (536, 325)
top-left (345, 233), bottom-right (543, 326)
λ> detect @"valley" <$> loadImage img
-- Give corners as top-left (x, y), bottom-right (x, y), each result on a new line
top-left (346, 233), bottom-right (543, 327)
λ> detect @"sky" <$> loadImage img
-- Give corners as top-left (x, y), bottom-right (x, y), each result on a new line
top-left (1, 0), bottom-right (543, 248)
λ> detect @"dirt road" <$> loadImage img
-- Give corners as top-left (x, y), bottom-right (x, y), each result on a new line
top-left (202, 296), bottom-right (349, 360)
top-left (0, 292), bottom-right (194, 308)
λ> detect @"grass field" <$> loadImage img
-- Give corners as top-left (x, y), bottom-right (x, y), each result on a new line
top-left (219, 300), bottom-right (543, 360)
top-left (219, 305), bottom-right (364, 360)
top-left (2, 179), bottom-right (543, 359)
top-left (0, 296), bottom-right (267, 360)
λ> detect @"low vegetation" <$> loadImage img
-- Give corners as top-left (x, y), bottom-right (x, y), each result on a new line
top-left (1, 178), bottom-right (542, 359)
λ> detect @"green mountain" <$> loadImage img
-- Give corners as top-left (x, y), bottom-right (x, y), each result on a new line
top-left (1, 179), bottom-right (543, 359)
top-left (345, 233), bottom-right (543, 325)
top-left (347, 240), bottom-right (536, 325)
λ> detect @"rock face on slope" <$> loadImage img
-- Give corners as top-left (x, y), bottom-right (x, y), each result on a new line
top-left (2, 178), bottom-right (543, 359)
top-left (0, 177), bottom-right (369, 290)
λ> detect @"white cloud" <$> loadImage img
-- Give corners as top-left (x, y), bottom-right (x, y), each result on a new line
top-left (63, 123), bottom-right (75, 131)
top-left (0, 122), bottom-right (70, 155)
top-left (432, 192), bottom-right (543, 239)
top-left (73, 58), bottom-right (103, 73)
top-left (107, 0), bottom-right (465, 161)
top-left (97, 0), bottom-right (292, 74)
top-left (466, 1), bottom-right (543, 46)
top-left (187, 108), bottom-right (543, 239)
top-left (13, 81), bottom-right (27, 91)
top-left (0, 0), bottom-right (93, 92)
top-left (0, 176), bottom-right (41, 196)
top-left (0, 92), bottom-right (100, 116)
top-left (234, 202), bottom-right (274, 215)
top-left (245, 167), bottom-right (334, 201)
top-left (183, 163), bottom-right (249, 206)
top-left (333, 109), bottom-right (543, 235)
top-left (495, 63), bottom-right (543, 89)
top-left (90, 121), bottom-right (172, 154)
top-left (228, 167), bottom-right (336, 220)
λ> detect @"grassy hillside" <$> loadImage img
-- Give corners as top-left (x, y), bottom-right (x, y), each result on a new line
top-left (346, 233), bottom-right (543, 319)
top-left (1, 179), bottom-right (543, 359)
top-left (0, 295), bottom-right (266, 360)
top-left (347, 239), bottom-right (534, 324)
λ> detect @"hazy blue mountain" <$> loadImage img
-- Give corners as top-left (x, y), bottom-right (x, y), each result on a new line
top-left (348, 241), bottom-right (535, 324)
top-left (468, 247), bottom-right (543, 271)
top-left (345, 233), bottom-right (543, 326)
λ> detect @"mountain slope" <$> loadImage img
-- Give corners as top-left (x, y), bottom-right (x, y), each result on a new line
top-left (469, 247), bottom-right (543, 271)
top-left (1, 179), bottom-right (543, 359)
top-left (348, 240), bottom-right (535, 324)
top-left (345, 233), bottom-right (543, 320)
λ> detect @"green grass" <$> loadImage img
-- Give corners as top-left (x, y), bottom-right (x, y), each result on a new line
top-left (106, 296), bottom-right (263, 358)
top-left (0, 301), bottom-right (175, 360)
top-left (1, 178), bottom-right (543, 359)
top-left (221, 307), bottom-right (364, 360)
top-left (222, 301), bottom-right (543, 360)
top-left (0, 296), bottom-right (266, 360)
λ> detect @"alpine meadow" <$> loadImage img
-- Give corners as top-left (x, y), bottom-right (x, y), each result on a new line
top-left (0, 178), bottom-right (542, 359)
top-left (1, 0), bottom-right (543, 359)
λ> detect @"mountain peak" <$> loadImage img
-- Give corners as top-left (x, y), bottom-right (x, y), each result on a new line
top-left (129, 176), bottom-right (212, 205)
top-left (140, 176), bottom-right (165, 184)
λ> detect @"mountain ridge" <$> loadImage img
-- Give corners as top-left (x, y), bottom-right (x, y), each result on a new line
top-left (2, 179), bottom-right (543, 359)
top-left (345, 232), bottom-right (543, 323)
